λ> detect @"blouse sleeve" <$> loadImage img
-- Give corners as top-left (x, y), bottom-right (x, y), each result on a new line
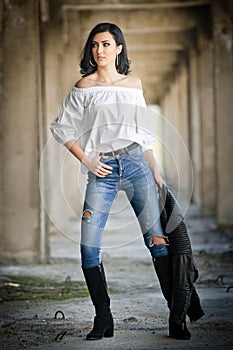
top-left (135, 103), bottom-right (156, 152)
top-left (50, 90), bottom-right (84, 145)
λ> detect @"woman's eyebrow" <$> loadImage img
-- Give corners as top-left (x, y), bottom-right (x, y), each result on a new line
top-left (92, 40), bottom-right (111, 43)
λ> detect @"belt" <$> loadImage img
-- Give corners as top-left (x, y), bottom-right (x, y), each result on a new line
top-left (101, 142), bottom-right (138, 157)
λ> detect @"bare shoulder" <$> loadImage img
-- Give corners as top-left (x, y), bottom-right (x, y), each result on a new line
top-left (75, 75), bottom-right (143, 89)
top-left (75, 76), bottom-right (94, 88)
top-left (123, 76), bottom-right (142, 89)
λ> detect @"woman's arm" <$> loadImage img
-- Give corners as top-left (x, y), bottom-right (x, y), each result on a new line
top-left (65, 140), bottom-right (85, 162)
top-left (144, 149), bottom-right (164, 190)
top-left (65, 140), bottom-right (112, 177)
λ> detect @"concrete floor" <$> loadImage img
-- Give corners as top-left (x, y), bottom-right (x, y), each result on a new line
top-left (0, 204), bottom-right (233, 349)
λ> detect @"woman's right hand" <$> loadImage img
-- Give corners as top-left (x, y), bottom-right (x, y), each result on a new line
top-left (82, 155), bottom-right (113, 177)
top-left (64, 141), bottom-right (113, 178)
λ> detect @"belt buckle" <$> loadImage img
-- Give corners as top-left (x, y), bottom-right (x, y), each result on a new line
top-left (117, 148), bottom-right (125, 156)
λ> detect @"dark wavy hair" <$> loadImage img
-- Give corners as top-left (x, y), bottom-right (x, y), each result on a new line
top-left (80, 23), bottom-right (131, 77)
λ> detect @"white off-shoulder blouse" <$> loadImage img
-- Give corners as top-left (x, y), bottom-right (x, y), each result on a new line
top-left (50, 86), bottom-right (156, 156)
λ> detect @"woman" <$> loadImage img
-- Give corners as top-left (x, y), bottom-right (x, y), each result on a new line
top-left (50, 22), bottom-right (195, 341)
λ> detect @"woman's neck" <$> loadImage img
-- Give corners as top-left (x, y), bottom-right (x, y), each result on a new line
top-left (95, 67), bottom-right (123, 84)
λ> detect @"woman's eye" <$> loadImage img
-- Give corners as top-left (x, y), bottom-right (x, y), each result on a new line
top-left (103, 43), bottom-right (110, 47)
top-left (91, 43), bottom-right (97, 48)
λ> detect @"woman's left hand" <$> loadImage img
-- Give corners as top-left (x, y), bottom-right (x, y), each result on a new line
top-left (143, 149), bottom-right (164, 191)
top-left (153, 171), bottom-right (164, 191)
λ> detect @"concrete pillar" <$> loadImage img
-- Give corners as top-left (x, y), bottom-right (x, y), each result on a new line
top-left (43, 21), bottom-right (71, 237)
top-left (61, 10), bottom-right (82, 92)
top-left (198, 31), bottom-right (217, 216)
top-left (44, 10), bottom-right (84, 240)
top-left (0, 1), bottom-right (3, 251)
top-left (212, 0), bottom-right (233, 227)
top-left (161, 77), bottom-right (179, 188)
top-left (189, 49), bottom-right (202, 209)
top-left (0, 0), bottom-right (42, 263)
top-left (60, 10), bottom-right (83, 222)
top-left (179, 60), bottom-right (193, 202)
top-left (161, 60), bottom-right (191, 198)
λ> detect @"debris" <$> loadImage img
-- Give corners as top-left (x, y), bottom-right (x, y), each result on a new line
top-left (123, 316), bottom-right (138, 323)
top-left (4, 282), bottom-right (20, 287)
top-left (54, 330), bottom-right (67, 342)
top-left (215, 275), bottom-right (225, 284)
top-left (54, 310), bottom-right (65, 319)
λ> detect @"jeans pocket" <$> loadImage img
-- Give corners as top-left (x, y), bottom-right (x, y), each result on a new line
top-left (127, 145), bottom-right (143, 161)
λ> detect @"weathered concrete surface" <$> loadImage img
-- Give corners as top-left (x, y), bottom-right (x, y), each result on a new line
top-left (0, 0), bottom-right (41, 264)
top-left (161, 59), bottom-right (191, 197)
top-left (0, 205), bottom-right (233, 349)
top-left (189, 49), bottom-right (202, 208)
top-left (212, 1), bottom-right (233, 227)
top-left (198, 34), bottom-right (216, 217)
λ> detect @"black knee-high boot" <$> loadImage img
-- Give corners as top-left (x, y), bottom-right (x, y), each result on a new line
top-left (82, 263), bottom-right (114, 340)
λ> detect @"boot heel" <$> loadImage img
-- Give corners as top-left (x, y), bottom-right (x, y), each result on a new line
top-left (104, 324), bottom-right (114, 338)
top-left (169, 320), bottom-right (191, 340)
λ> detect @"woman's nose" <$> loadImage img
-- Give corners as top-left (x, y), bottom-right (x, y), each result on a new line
top-left (97, 45), bottom-right (102, 54)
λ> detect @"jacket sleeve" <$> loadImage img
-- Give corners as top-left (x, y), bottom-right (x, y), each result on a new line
top-left (50, 90), bottom-right (84, 145)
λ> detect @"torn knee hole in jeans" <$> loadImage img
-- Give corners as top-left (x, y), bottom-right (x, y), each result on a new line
top-left (83, 209), bottom-right (92, 217)
top-left (82, 209), bottom-right (92, 222)
top-left (151, 235), bottom-right (169, 246)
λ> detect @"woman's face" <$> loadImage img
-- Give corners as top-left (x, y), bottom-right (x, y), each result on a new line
top-left (91, 31), bottom-right (122, 68)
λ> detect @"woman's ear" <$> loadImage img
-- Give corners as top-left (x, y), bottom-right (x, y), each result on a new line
top-left (117, 44), bottom-right (123, 55)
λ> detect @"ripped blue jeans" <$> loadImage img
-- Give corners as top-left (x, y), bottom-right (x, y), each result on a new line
top-left (81, 145), bottom-right (169, 269)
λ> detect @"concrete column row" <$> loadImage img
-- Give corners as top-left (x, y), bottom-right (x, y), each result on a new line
top-left (160, 0), bottom-right (233, 226)
top-left (160, 58), bottom-right (192, 212)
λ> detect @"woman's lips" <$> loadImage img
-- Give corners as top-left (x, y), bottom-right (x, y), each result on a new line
top-left (97, 56), bottom-right (105, 61)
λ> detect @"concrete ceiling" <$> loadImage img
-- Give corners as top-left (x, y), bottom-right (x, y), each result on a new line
top-left (45, 0), bottom-right (212, 104)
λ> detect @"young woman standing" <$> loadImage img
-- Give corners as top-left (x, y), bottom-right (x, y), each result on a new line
top-left (50, 22), bottom-right (201, 341)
